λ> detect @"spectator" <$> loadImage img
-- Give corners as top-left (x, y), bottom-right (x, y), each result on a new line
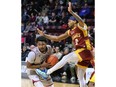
top-left (25, 32), bottom-right (36, 46)
top-left (60, 11), bottom-right (68, 24)
top-left (29, 32), bottom-right (36, 45)
top-left (30, 12), bottom-right (36, 24)
top-left (22, 8), bottom-right (30, 30)
top-left (60, 11), bottom-right (68, 29)
top-left (47, 0), bottom-right (56, 14)
top-left (59, 0), bottom-right (67, 6)
top-left (53, 46), bottom-right (63, 60)
top-left (49, 12), bottom-right (59, 26)
top-left (23, 22), bottom-right (31, 33)
top-left (36, 12), bottom-right (43, 26)
top-left (42, 13), bottom-right (49, 26)
top-left (42, 4), bottom-right (49, 14)
top-left (79, 3), bottom-right (91, 18)
top-left (57, 5), bottom-right (65, 16)
top-left (21, 46), bottom-right (30, 61)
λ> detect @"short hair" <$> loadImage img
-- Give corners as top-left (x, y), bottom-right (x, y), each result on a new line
top-left (36, 36), bottom-right (47, 43)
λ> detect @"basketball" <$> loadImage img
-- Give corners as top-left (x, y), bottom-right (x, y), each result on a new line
top-left (46, 55), bottom-right (58, 67)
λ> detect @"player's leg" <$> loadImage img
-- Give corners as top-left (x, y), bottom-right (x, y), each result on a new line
top-left (40, 75), bottom-right (54, 87)
top-left (34, 81), bottom-right (44, 87)
top-left (47, 51), bottom-right (79, 75)
top-left (35, 69), bottom-right (49, 79)
top-left (28, 75), bottom-right (44, 87)
top-left (88, 72), bottom-right (95, 87)
top-left (77, 67), bottom-right (88, 87)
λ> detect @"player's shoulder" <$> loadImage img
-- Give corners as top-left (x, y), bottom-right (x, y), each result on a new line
top-left (31, 47), bottom-right (37, 52)
top-left (30, 47), bottom-right (39, 55)
top-left (28, 51), bottom-right (36, 57)
top-left (66, 29), bottom-right (71, 36)
top-left (77, 23), bottom-right (87, 30)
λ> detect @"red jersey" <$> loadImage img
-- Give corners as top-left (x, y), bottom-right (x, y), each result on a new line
top-left (67, 23), bottom-right (92, 50)
top-left (67, 23), bottom-right (94, 68)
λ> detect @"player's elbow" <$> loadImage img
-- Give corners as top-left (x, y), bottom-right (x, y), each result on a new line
top-left (26, 62), bottom-right (31, 68)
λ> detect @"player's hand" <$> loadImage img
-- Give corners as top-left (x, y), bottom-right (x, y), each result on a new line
top-left (37, 28), bottom-right (45, 36)
top-left (41, 61), bottom-right (52, 68)
top-left (68, 2), bottom-right (73, 13)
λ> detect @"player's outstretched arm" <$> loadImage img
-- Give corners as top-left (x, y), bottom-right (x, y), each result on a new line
top-left (37, 28), bottom-right (69, 41)
top-left (68, 2), bottom-right (85, 27)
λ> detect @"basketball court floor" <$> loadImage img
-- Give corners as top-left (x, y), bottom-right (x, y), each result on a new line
top-left (22, 79), bottom-right (79, 87)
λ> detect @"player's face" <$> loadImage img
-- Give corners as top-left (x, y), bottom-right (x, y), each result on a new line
top-left (68, 20), bottom-right (75, 28)
top-left (37, 41), bottom-right (47, 53)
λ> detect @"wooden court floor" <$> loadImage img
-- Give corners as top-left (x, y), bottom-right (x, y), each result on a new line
top-left (22, 79), bottom-right (79, 87)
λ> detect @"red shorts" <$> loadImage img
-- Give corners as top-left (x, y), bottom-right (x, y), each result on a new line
top-left (74, 48), bottom-right (94, 68)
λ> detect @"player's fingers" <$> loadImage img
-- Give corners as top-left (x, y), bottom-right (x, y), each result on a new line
top-left (37, 29), bottom-right (42, 33)
top-left (48, 63), bottom-right (51, 65)
top-left (47, 62), bottom-right (51, 65)
top-left (48, 65), bottom-right (52, 68)
top-left (68, 2), bottom-right (71, 6)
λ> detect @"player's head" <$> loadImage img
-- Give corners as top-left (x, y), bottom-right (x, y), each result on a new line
top-left (36, 36), bottom-right (47, 52)
top-left (68, 16), bottom-right (77, 28)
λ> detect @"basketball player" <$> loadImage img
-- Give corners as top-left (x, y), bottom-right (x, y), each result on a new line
top-left (26, 36), bottom-right (54, 87)
top-left (37, 2), bottom-right (94, 87)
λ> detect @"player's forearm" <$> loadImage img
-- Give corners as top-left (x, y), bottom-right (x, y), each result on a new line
top-left (44, 34), bottom-right (59, 41)
top-left (27, 64), bottom-right (41, 69)
top-left (70, 11), bottom-right (84, 24)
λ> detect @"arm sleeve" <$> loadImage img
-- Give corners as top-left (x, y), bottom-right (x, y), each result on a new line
top-left (26, 51), bottom-right (35, 63)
